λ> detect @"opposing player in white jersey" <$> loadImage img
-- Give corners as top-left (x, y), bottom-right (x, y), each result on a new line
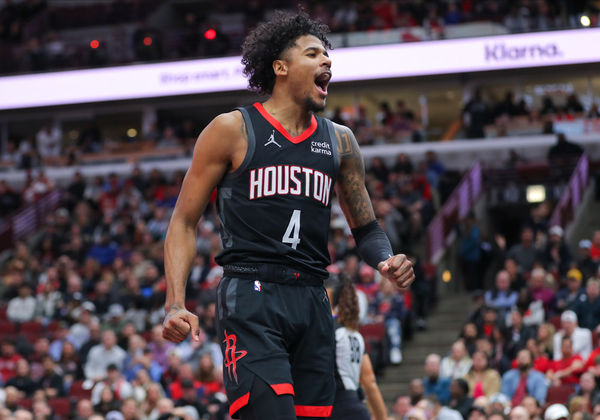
top-left (327, 276), bottom-right (387, 420)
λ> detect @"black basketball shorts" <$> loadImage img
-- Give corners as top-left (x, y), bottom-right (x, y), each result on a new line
top-left (330, 389), bottom-right (370, 420)
top-left (216, 266), bottom-right (335, 419)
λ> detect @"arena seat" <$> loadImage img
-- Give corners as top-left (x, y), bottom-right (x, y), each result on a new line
top-left (18, 398), bottom-right (32, 410)
top-left (49, 398), bottom-right (71, 418)
top-left (47, 320), bottom-right (61, 332)
top-left (68, 380), bottom-right (92, 399)
top-left (359, 322), bottom-right (387, 374)
top-left (548, 315), bottom-right (561, 330)
top-left (0, 320), bottom-right (16, 338)
top-left (545, 384), bottom-right (576, 405)
top-left (20, 321), bottom-right (43, 334)
top-left (21, 333), bottom-right (41, 345)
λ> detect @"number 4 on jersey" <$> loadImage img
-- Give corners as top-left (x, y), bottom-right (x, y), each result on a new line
top-left (282, 210), bottom-right (301, 250)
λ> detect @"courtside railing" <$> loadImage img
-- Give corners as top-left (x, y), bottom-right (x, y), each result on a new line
top-left (426, 162), bottom-right (482, 265)
top-left (549, 154), bottom-right (589, 229)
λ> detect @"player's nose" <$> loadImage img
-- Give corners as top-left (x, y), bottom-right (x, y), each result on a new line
top-left (321, 54), bottom-right (331, 69)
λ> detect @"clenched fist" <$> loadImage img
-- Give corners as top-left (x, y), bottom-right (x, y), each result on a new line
top-left (378, 254), bottom-right (414, 290)
top-left (162, 304), bottom-right (201, 343)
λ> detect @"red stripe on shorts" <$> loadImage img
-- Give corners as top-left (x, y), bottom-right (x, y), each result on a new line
top-left (229, 392), bottom-right (250, 418)
top-left (295, 405), bottom-right (333, 417)
top-left (270, 383), bottom-right (295, 396)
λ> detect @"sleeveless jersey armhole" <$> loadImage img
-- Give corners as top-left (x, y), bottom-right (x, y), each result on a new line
top-left (223, 107), bottom-right (256, 180)
top-left (325, 119), bottom-right (340, 178)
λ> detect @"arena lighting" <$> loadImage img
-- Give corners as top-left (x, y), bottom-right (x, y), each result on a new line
top-left (2, 27), bottom-right (600, 110)
top-left (204, 28), bottom-right (217, 40)
top-left (442, 270), bottom-right (452, 283)
top-left (526, 185), bottom-right (546, 203)
top-left (581, 15), bottom-right (591, 27)
top-left (90, 40), bottom-right (99, 49)
top-left (143, 36), bottom-right (153, 46)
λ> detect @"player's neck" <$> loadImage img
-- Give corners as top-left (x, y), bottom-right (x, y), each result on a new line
top-left (262, 95), bottom-right (312, 136)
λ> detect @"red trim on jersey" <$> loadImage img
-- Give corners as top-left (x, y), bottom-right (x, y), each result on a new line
top-left (295, 405), bottom-right (333, 417)
top-left (254, 102), bottom-right (317, 144)
top-left (229, 392), bottom-right (250, 418)
top-left (270, 383), bottom-right (295, 396)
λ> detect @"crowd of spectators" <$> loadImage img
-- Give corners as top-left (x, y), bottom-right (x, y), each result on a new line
top-left (0, 0), bottom-right (597, 75)
top-left (0, 144), bottom-right (450, 418)
top-left (0, 119), bottom-right (200, 170)
top-left (462, 89), bottom-right (597, 140)
top-left (1, 87), bottom-right (595, 172)
top-left (388, 200), bottom-right (600, 420)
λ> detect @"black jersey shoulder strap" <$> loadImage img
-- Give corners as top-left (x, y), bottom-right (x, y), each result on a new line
top-left (323, 118), bottom-right (341, 178)
top-left (223, 107), bottom-right (257, 180)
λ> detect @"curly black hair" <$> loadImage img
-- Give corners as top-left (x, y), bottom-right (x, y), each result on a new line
top-left (241, 10), bottom-right (331, 95)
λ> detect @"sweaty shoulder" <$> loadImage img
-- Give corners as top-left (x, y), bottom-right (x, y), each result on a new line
top-left (198, 110), bottom-right (248, 173)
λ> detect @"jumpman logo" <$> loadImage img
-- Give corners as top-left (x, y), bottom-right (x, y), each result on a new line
top-left (223, 330), bottom-right (247, 383)
top-left (264, 130), bottom-right (281, 148)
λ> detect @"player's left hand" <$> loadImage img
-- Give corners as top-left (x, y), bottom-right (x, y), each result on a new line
top-left (378, 254), bottom-right (414, 290)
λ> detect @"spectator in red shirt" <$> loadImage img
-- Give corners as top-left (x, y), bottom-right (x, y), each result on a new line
top-left (0, 340), bottom-right (23, 383)
top-left (518, 338), bottom-right (551, 374)
top-left (590, 230), bottom-right (600, 262)
top-left (547, 337), bottom-right (584, 385)
top-left (584, 345), bottom-right (600, 371)
top-left (168, 363), bottom-right (199, 400)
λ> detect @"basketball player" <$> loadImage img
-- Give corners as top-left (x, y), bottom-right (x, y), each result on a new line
top-left (327, 276), bottom-right (387, 420)
top-left (162, 11), bottom-right (414, 419)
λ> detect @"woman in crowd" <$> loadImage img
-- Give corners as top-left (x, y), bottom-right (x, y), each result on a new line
top-left (463, 351), bottom-right (501, 398)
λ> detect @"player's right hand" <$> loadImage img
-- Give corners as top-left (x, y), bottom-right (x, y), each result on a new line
top-left (162, 304), bottom-right (201, 343)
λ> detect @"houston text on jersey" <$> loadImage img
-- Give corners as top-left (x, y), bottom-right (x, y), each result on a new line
top-left (249, 165), bottom-right (333, 206)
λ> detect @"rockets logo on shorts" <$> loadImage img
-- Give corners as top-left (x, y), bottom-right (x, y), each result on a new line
top-left (223, 330), bottom-right (247, 383)
top-left (249, 165), bottom-right (333, 206)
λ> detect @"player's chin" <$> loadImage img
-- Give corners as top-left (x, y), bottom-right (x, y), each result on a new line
top-left (306, 95), bottom-right (326, 113)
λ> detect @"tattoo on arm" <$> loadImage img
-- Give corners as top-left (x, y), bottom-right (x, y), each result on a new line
top-left (334, 128), bottom-right (353, 156)
top-left (166, 304), bottom-right (184, 315)
top-left (334, 125), bottom-right (376, 228)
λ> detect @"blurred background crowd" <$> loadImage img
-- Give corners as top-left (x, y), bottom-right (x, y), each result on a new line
top-left (1, 0), bottom-right (600, 419)
top-left (0, 0), bottom-right (598, 75)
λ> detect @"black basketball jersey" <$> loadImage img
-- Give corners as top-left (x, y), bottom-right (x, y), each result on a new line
top-left (214, 102), bottom-right (340, 279)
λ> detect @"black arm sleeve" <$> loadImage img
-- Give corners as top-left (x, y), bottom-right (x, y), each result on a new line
top-left (351, 220), bottom-right (393, 269)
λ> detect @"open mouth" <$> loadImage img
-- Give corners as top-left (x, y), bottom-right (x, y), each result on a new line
top-left (314, 71), bottom-right (331, 96)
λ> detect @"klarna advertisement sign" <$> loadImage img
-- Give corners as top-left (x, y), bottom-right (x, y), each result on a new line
top-left (0, 28), bottom-right (599, 110)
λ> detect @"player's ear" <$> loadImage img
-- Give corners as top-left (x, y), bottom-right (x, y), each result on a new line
top-left (273, 59), bottom-right (288, 77)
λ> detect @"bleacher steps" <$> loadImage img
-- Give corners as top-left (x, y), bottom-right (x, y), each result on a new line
top-left (377, 293), bottom-right (472, 404)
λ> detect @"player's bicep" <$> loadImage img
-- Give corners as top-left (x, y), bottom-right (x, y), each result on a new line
top-left (172, 115), bottom-right (238, 226)
top-left (333, 124), bottom-right (375, 229)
